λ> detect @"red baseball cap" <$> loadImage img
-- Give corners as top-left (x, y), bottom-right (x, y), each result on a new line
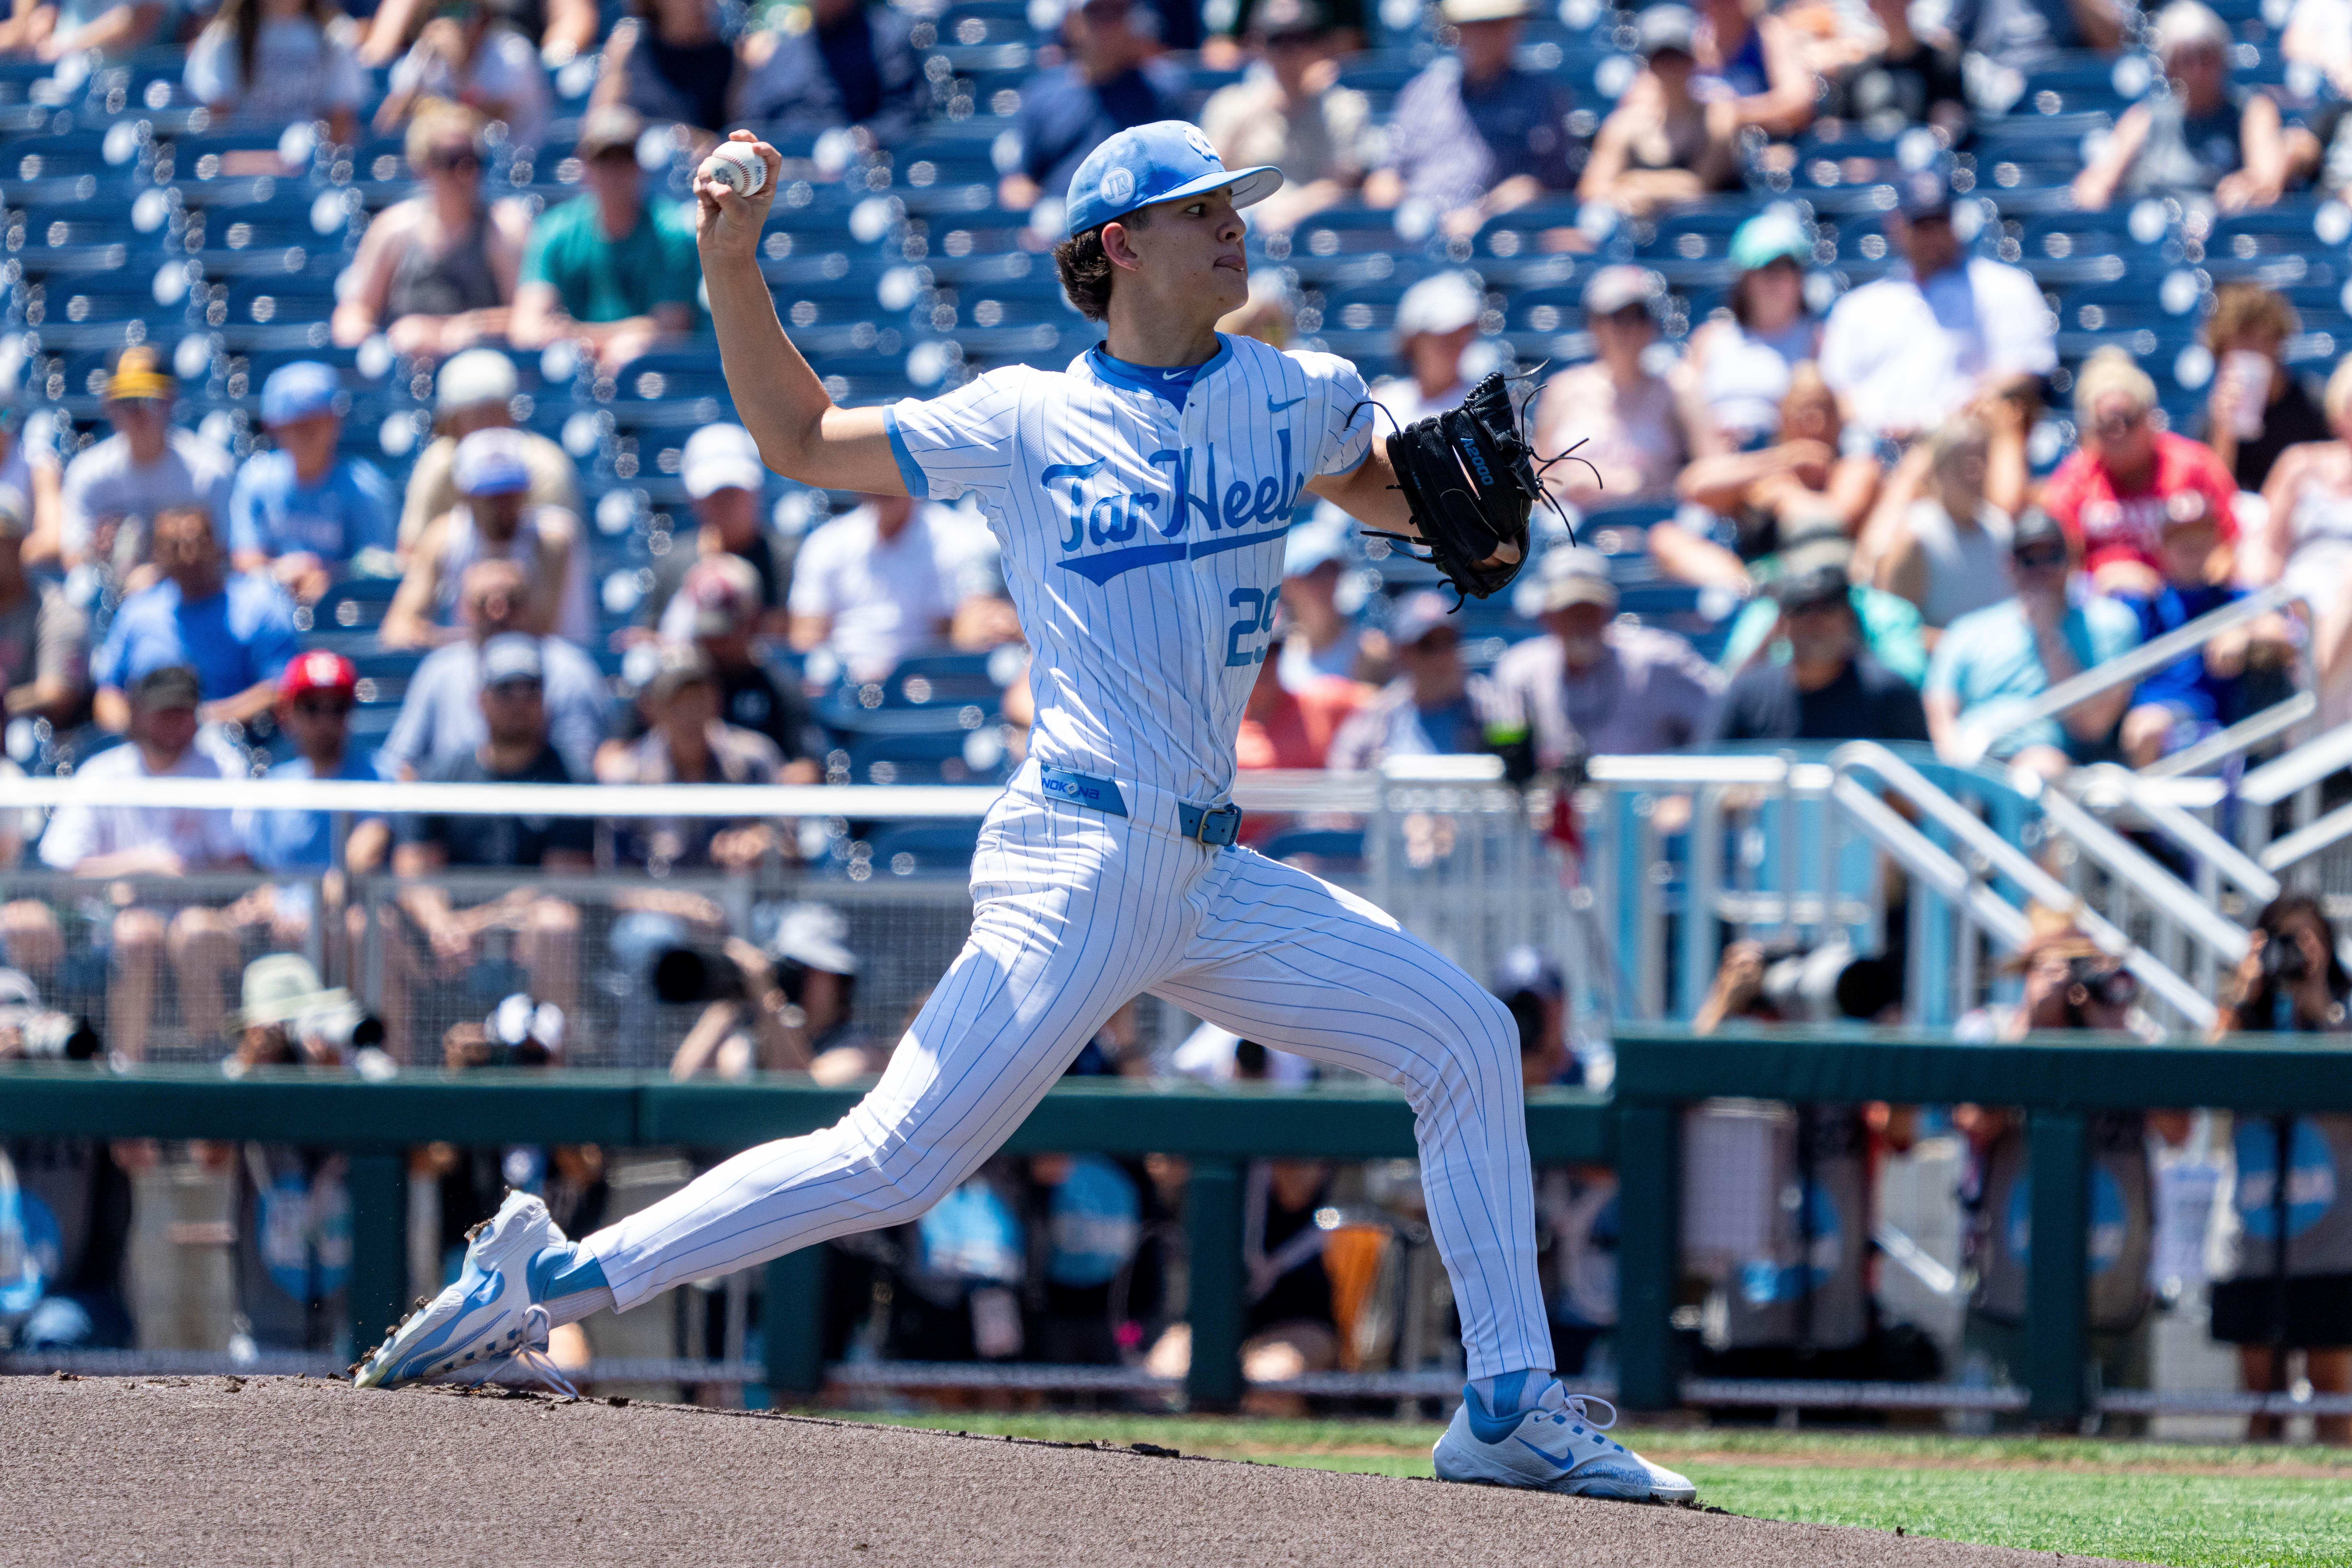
top-left (280, 650), bottom-right (357, 699)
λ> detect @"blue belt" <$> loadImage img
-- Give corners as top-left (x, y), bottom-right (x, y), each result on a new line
top-left (1038, 766), bottom-right (1243, 847)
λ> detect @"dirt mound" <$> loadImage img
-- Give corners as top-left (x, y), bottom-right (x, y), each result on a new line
top-left (4, 1376), bottom-right (2127, 1567)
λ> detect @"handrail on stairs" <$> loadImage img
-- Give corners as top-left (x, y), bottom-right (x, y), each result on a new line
top-left (1950, 583), bottom-right (2303, 769)
top-left (1829, 742), bottom-right (2218, 1029)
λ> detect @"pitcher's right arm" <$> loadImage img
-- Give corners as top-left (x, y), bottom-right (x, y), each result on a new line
top-left (695, 131), bottom-right (908, 496)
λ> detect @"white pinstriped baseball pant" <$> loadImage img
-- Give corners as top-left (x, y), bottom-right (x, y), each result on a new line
top-left (583, 767), bottom-right (1554, 1381)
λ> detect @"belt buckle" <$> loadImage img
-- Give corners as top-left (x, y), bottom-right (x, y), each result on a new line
top-left (1193, 803), bottom-right (1241, 846)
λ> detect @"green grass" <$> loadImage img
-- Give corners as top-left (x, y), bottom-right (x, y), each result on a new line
top-left (787, 1407), bottom-right (2352, 1567)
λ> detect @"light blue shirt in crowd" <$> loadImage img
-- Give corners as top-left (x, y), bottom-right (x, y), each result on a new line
top-left (1924, 592), bottom-right (2140, 757)
top-left (93, 574), bottom-right (301, 700)
top-left (238, 748), bottom-right (391, 873)
top-left (227, 452), bottom-right (396, 565)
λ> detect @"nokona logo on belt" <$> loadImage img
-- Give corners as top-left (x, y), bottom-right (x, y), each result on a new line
top-left (1045, 776), bottom-right (1099, 800)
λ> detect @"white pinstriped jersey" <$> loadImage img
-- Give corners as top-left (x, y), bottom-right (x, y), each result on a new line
top-left (885, 333), bottom-right (1375, 804)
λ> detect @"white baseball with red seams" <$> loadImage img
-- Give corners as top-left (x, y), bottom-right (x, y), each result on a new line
top-left (698, 141), bottom-right (765, 197)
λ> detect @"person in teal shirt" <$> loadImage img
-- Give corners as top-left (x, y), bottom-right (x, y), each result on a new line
top-left (511, 104), bottom-right (700, 372)
top-left (1716, 531), bottom-right (1930, 688)
top-left (1924, 509), bottom-right (2141, 777)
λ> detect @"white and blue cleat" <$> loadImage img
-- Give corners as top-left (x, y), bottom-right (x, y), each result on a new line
top-left (1432, 1378), bottom-right (1696, 1502)
top-left (353, 1190), bottom-right (577, 1396)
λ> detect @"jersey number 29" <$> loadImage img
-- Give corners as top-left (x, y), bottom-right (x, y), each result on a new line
top-left (1224, 588), bottom-right (1282, 668)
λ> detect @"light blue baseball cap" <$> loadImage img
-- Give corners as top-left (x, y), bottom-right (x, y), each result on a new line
top-left (1063, 120), bottom-right (1282, 240)
top-left (260, 360), bottom-right (338, 426)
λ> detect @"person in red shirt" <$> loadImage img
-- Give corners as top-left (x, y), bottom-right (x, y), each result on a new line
top-left (1236, 628), bottom-right (1368, 771)
top-left (2041, 347), bottom-right (2238, 597)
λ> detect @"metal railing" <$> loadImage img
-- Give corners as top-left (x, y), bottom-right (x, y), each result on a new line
top-left (18, 1027), bottom-right (2352, 1426)
top-left (1947, 582), bottom-right (2303, 768)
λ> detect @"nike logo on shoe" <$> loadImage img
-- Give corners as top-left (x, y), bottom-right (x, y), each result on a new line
top-left (1267, 395), bottom-right (1305, 411)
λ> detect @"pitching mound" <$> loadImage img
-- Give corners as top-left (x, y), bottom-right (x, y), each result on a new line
top-left (6, 1376), bottom-right (2128, 1567)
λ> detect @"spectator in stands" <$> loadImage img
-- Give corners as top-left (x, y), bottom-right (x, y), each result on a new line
top-left (1924, 509), bottom-right (2140, 777)
top-left (384, 558), bottom-right (608, 780)
top-left (1931, 0), bottom-right (2126, 105)
top-left (1716, 529), bottom-right (1931, 686)
top-left (2042, 348), bottom-right (2239, 598)
top-left (392, 634), bottom-right (589, 1035)
top-left (1365, 272), bottom-right (1484, 429)
top-left (1238, 626), bottom-right (1369, 769)
top-left (1534, 266), bottom-right (1690, 511)
top-left (2249, 358), bottom-right (2352, 726)
top-left (383, 428), bottom-right (593, 649)
top-left (1872, 416), bottom-right (2015, 645)
top-left (59, 347), bottom-right (236, 577)
top-left (591, 0), bottom-right (738, 136)
top-left (1327, 590), bottom-right (1494, 769)
top-left (673, 902), bottom-right (871, 1080)
top-left (2073, 3), bottom-right (2289, 213)
top-left (1666, 363), bottom-right (1879, 586)
top-left (227, 363), bottom-right (396, 604)
top-left (38, 665), bottom-right (247, 1059)
top-left (3, 405), bottom-right (65, 570)
top-left (998, 0), bottom-right (1184, 212)
top-left (1690, 0), bottom-right (1819, 139)
top-left (1363, 0), bottom-right (1578, 238)
top-left (787, 492), bottom-right (1003, 683)
top-left (1275, 521), bottom-right (1385, 690)
top-left (232, 652), bottom-right (393, 956)
top-left (607, 554), bottom-right (821, 779)
top-left (734, 0), bottom-right (930, 150)
top-left (1806, 182), bottom-right (2051, 442)
top-left (375, 0), bottom-right (553, 152)
top-left (0, 484), bottom-right (87, 726)
top-left (1489, 548), bottom-right (1724, 763)
top-left (2210, 893), bottom-right (2352, 1445)
top-left (1198, 0), bottom-right (1370, 234)
top-left (183, 0), bottom-right (364, 145)
top-left (1834, 0), bottom-right (1969, 139)
top-left (636, 424), bottom-right (792, 640)
top-left (1678, 208), bottom-right (1819, 449)
top-left (397, 349), bottom-right (581, 551)
top-left (1021, 1149), bottom-right (1147, 1366)
top-left (2117, 506), bottom-right (2291, 766)
top-left (332, 104), bottom-right (532, 359)
top-left (606, 644), bottom-right (791, 874)
top-left (91, 507), bottom-right (299, 733)
top-left (1705, 560), bottom-right (1931, 743)
top-left (2196, 284), bottom-right (2330, 494)
top-left (0, 0), bottom-right (162, 60)
top-left (362, 0), bottom-right (595, 67)
top-left (510, 106), bottom-right (700, 370)
top-left (1579, 5), bottom-right (1737, 219)
top-left (1818, 176), bottom-right (2055, 440)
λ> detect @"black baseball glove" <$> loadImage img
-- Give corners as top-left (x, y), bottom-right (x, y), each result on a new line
top-left (1368, 371), bottom-right (1549, 603)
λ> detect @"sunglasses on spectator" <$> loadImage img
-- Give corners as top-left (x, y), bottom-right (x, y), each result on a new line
top-left (292, 696), bottom-right (353, 718)
top-left (2013, 545), bottom-right (2068, 571)
top-left (1403, 630), bottom-right (1461, 654)
top-left (426, 147), bottom-right (481, 174)
top-left (589, 146), bottom-right (639, 167)
top-left (486, 678), bottom-right (544, 697)
top-left (2092, 408), bottom-right (2147, 438)
top-left (1596, 305), bottom-right (1650, 327)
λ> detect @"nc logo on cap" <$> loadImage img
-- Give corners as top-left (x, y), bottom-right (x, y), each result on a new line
top-left (1063, 119), bottom-right (1285, 240)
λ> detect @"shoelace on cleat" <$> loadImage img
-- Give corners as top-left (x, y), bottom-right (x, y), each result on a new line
top-left (500, 1305), bottom-right (578, 1398)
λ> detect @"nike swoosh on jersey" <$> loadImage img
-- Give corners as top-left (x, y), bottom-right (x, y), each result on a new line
top-left (1266, 395), bottom-right (1306, 412)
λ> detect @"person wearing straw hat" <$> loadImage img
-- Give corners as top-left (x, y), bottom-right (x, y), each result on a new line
top-left (57, 346), bottom-right (235, 578)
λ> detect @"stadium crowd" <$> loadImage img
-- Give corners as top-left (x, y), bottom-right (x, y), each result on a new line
top-left (0, 0), bottom-right (2349, 1433)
